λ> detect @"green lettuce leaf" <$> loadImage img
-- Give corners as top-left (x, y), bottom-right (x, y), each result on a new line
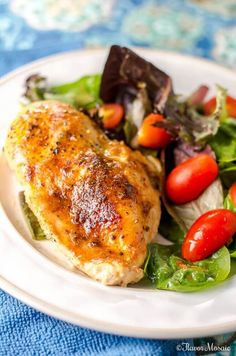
top-left (230, 251), bottom-right (236, 258)
top-left (224, 193), bottom-right (236, 213)
top-left (210, 118), bottom-right (236, 163)
top-left (144, 244), bottom-right (230, 292)
top-left (24, 74), bottom-right (102, 109)
top-left (209, 117), bottom-right (236, 188)
top-left (224, 190), bottom-right (236, 259)
top-left (19, 192), bottom-right (46, 241)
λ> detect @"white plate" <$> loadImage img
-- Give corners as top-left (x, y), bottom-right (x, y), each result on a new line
top-left (1, 48), bottom-right (236, 339)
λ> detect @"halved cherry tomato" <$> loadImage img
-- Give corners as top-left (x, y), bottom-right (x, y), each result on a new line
top-left (182, 209), bottom-right (236, 262)
top-left (229, 182), bottom-right (236, 206)
top-left (204, 96), bottom-right (236, 118)
top-left (137, 114), bottom-right (172, 149)
top-left (99, 104), bottom-right (124, 129)
top-left (166, 154), bottom-right (218, 205)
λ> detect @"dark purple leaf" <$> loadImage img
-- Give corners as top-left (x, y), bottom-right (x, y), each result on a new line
top-left (100, 45), bottom-right (172, 113)
top-left (174, 142), bottom-right (216, 166)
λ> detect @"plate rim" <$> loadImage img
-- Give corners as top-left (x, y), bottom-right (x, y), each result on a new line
top-left (1, 47), bottom-right (236, 87)
top-left (1, 47), bottom-right (236, 339)
top-left (2, 271), bottom-right (236, 339)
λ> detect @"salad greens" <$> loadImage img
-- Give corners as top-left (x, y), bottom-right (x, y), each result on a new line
top-left (228, 241), bottom-right (236, 258)
top-left (158, 209), bottom-right (184, 244)
top-left (209, 118), bottom-right (236, 187)
top-left (100, 45), bottom-right (172, 113)
top-left (172, 178), bottom-right (224, 230)
top-left (25, 73), bottom-right (101, 109)
top-left (164, 143), bottom-right (225, 231)
top-left (173, 142), bottom-right (215, 166)
top-left (224, 193), bottom-right (236, 213)
top-left (19, 192), bottom-right (46, 241)
top-left (144, 244), bottom-right (230, 292)
top-left (24, 74), bottom-right (47, 101)
top-left (123, 115), bottom-right (138, 145)
top-left (123, 87), bottom-right (152, 145)
top-left (158, 86), bottom-right (227, 146)
top-left (22, 45), bottom-right (236, 292)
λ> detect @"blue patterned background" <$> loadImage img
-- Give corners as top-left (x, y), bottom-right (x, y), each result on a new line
top-left (1, 0), bottom-right (236, 76)
top-left (1, 0), bottom-right (236, 355)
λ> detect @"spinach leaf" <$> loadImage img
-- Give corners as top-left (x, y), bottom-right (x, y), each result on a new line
top-left (144, 244), bottom-right (230, 292)
top-left (19, 192), bottom-right (46, 241)
top-left (225, 184), bottom-right (236, 258)
top-left (158, 207), bottom-right (184, 243)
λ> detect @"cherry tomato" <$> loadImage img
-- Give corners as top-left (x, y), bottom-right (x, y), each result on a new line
top-left (166, 154), bottom-right (218, 205)
top-left (182, 209), bottom-right (236, 262)
top-left (99, 104), bottom-right (124, 129)
top-left (229, 182), bottom-right (236, 206)
top-left (204, 96), bottom-right (236, 118)
top-left (137, 114), bottom-right (172, 149)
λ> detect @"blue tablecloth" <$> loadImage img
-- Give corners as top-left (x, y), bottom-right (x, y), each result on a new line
top-left (0, 290), bottom-right (196, 356)
top-left (1, 1), bottom-right (236, 355)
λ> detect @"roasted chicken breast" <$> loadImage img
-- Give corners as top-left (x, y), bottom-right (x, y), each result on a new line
top-left (5, 101), bottom-right (161, 285)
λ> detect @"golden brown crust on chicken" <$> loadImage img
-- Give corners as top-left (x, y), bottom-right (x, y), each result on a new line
top-left (5, 101), bottom-right (161, 285)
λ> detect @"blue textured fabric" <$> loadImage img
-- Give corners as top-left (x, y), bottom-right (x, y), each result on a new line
top-left (0, 290), bottom-right (195, 356)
